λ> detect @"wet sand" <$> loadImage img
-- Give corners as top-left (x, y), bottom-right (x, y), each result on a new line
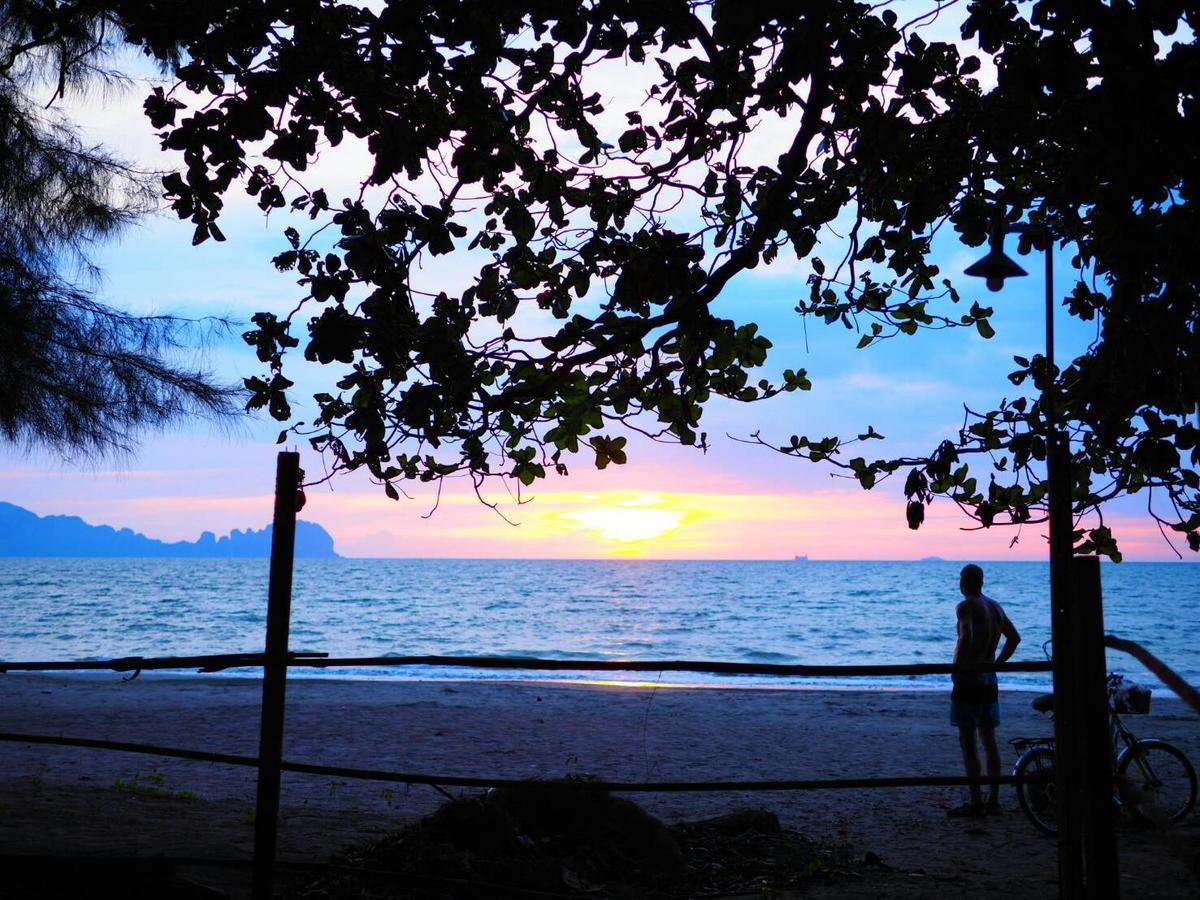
top-left (0, 674), bottom-right (1197, 898)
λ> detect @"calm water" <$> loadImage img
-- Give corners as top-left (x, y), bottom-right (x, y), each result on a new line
top-left (2, 558), bottom-right (1198, 693)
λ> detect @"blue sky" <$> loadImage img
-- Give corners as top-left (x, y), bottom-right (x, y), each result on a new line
top-left (1, 29), bottom-right (1183, 561)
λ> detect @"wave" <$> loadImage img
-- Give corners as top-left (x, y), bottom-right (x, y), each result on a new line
top-left (733, 649), bottom-right (798, 663)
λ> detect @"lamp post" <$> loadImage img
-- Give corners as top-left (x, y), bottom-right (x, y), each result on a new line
top-left (964, 227), bottom-right (1115, 898)
top-left (963, 227), bottom-right (1071, 620)
top-left (964, 227), bottom-right (1071, 709)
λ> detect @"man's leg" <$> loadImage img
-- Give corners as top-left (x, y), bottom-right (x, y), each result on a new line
top-left (980, 725), bottom-right (1002, 809)
top-left (957, 723), bottom-right (984, 809)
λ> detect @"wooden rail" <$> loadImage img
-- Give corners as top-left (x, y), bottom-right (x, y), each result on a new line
top-left (0, 729), bottom-right (1052, 792)
top-left (0, 651), bottom-right (326, 674)
top-left (295, 655), bottom-right (1054, 677)
top-left (0, 653), bottom-right (1052, 677)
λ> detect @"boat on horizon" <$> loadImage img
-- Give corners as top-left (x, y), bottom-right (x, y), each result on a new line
top-left (794, 554), bottom-right (809, 561)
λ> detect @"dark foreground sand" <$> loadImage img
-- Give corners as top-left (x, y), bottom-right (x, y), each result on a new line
top-left (0, 673), bottom-right (1197, 898)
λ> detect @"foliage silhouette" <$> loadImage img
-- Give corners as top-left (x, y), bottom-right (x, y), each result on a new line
top-left (0, 1), bottom-right (240, 458)
top-left (70, 0), bottom-right (1200, 557)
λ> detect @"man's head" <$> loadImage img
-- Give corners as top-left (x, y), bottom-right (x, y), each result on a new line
top-left (960, 564), bottom-right (984, 597)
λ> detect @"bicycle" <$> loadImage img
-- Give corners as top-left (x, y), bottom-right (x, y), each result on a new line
top-left (1010, 673), bottom-right (1197, 835)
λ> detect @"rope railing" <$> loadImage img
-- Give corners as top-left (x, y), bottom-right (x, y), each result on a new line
top-left (0, 730), bottom-right (1052, 792)
top-left (0, 651), bottom-right (326, 674)
top-left (7, 636), bottom-right (1182, 894)
top-left (295, 654), bottom-right (1054, 677)
top-left (0, 650), bottom-right (1052, 677)
top-left (0, 650), bottom-right (1057, 799)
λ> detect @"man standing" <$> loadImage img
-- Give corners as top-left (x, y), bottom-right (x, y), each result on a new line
top-left (949, 564), bottom-right (1021, 817)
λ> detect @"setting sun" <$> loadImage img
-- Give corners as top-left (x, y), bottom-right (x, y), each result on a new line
top-left (559, 504), bottom-right (686, 544)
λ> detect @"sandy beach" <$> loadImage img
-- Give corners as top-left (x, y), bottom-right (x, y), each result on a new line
top-left (1, 673), bottom-right (1197, 898)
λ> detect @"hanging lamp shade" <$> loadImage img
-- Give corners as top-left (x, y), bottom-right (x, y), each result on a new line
top-left (964, 237), bottom-right (1028, 292)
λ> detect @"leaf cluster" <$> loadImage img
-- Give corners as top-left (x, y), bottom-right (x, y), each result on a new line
top-left (117, 2), bottom-right (965, 491)
top-left (95, 0), bottom-right (1200, 556)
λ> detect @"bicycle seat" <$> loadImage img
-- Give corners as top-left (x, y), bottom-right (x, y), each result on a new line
top-left (1032, 693), bottom-right (1056, 713)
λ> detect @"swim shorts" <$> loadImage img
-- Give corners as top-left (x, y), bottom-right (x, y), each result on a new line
top-left (951, 671), bottom-right (1000, 729)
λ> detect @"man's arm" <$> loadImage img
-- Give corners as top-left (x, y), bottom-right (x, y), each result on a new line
top-left (995, 611), bottom-right (1021, 665)
top-left (953, 601), bottom-right (969, 663)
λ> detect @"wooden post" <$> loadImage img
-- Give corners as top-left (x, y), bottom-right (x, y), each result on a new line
top-left (1046, 431), bottom-right (1082, 899)
top-left (252, 452), bottom-right (301, 900)
top-left (1071, 556), bottom-right (1119, 896)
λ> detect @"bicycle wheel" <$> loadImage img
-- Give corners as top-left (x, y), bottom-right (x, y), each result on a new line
top-left (1014, 745), bottom-right (1058, 836)
top-left (1117, 739), bottom-right (1198, 825)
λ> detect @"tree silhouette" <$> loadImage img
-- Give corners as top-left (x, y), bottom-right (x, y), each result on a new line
top-left (0, 1), bottom-right (240, 457)
top-left (99, 0), bottom-right (1199, 557)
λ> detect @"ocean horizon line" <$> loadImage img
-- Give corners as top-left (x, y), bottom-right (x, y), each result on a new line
top-left (2, 553), bottom-right (1196, 563)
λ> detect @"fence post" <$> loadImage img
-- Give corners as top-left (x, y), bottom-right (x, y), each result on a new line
top-left (1046, 431), bottom-right (1081, 899)
top-left (1070, 556), bottom-right (1119, 896)
top-left (252, 451), bottom-right (301, 900)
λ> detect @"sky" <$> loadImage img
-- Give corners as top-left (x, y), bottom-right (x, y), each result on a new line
top-left (2, 18), bottom-right (1190, 562)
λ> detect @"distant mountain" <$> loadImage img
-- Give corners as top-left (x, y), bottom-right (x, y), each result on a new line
top-left (0, 502), bottom-right (339, 558)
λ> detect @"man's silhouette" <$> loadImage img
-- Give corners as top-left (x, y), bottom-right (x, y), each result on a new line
top-left (949, 564), bottom-right (1021, 817)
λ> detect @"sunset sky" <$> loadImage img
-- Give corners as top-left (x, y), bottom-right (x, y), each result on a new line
top-left (2, 39), bottom-right (1188, 563)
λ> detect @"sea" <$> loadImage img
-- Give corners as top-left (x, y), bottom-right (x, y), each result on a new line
top-left (2, 558), bottom-right (1198, 694)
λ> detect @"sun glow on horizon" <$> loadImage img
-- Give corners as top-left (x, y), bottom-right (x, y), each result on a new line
top-left (557, 496), bottom-right (688, 547)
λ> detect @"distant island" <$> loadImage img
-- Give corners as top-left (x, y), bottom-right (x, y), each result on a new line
top-left (0, 502), bottom-right (339, 558)
top-left (920, 555), bottom-right (947, 562)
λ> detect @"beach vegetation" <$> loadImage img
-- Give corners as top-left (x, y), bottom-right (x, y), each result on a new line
top-left (112, 769), bottom-right (198, 801)
top-left (326, 777), bottom-right (348, 798)
top-left (0, 1), bottom-right (241, 459)
top-left (19, 2), bottom-right (1200, 558)
top-left (563, 752), bottom-right (580, 777)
